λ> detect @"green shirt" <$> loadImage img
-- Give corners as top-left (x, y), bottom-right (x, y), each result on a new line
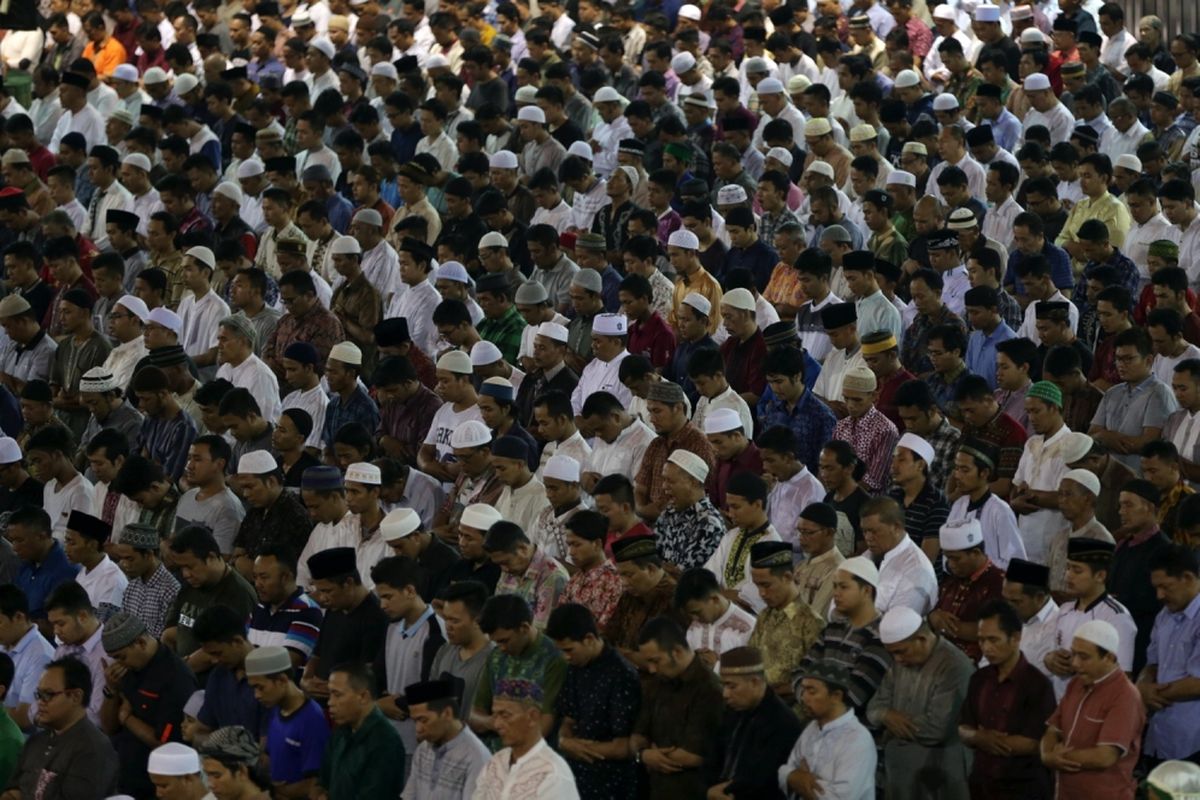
top-left (477, 305), bottom-right (528, 365)
top-left (0, 708), bottom-right (22, 787)
top-left (319, 706), bottom-right (406, 800)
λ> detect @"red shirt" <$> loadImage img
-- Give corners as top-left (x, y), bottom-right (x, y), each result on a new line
top-left (876, 366), bottom-right (916, 429)
top-left (706, 443), bottom-right (763, 511)
top-left (628, 312), bottom-right (677, 371)
top-left (934, 561), bottom-right (1005, 661)
top-left (1047, 668), bottom-right (1145, 800)
top-left (27, 146), bottom-right (54, 183)
top-left (719, 330), bottom-right (767, 399)
top-left (605, 521), bottom-right (653, 558)
top-left (1135, 283), bottom-right (1199, 325)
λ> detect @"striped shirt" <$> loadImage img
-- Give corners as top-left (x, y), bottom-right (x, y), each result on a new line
top-left (137, 409), bottom-right (198, 484)
top-left (249, 588), bottom-right (322, 660)
top-left (797, 617), bottom-right (891, 708)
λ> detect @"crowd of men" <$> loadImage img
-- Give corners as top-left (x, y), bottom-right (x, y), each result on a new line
top-left (5, 0), bottom-right (1200, 797)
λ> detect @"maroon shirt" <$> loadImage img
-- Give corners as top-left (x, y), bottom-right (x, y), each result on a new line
top-left (934, 561), bottom-right (1006, 661)
top-left (628, 312), bottom-right (677, 370)
top-left (876, 366), bottom-right (916, 429)
top-left (961, 654), bottom-right (1056, 799)
top-left (706, 442), bottom-right (764, 511)
top-left (719, 330), bottom-right (767, 399)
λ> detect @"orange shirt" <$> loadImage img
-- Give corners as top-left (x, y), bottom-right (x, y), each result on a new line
top-left (82, 37), bottom-right (127, 78)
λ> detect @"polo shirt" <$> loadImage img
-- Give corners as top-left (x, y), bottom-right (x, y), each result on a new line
top-left (114, 643), bottom-right (197, 797)
top-left (1047, 668), bottom-right (1144, 800)
top-left (14, 542), bottom-right (79, 618)
top-left (248, 588), bottom-right (323, 660)
top-left (266, 698), bottom-right (330, 785)
top-left (1090, 375), bottom-right (1178, 469)
top-left (961, 655), bottom-right (1055, 796)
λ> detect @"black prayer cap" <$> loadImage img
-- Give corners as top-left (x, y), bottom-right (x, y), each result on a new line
top-left (820, 302), bottom-right (857, 329)
top-left (307, 547), bottom-right (358, 581)
top-left (67, 510), bottom-right (111, 543)
top-left (1005, 558), bottom-right (1049, 589)
top-left (750, 541), bottom-right (793, 568)
top-left (374, 318), bottom-right (411, 345)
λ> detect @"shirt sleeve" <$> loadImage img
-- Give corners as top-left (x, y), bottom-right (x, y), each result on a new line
top-left (1095, 687), bottom-right (1143, 754)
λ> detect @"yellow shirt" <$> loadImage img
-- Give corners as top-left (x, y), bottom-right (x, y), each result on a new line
top-left (1056, 191), bottom-right (1132, 258)
top-left (670, 267), bottom-right (724, 334)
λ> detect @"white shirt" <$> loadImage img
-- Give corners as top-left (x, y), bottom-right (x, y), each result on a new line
top-left (295, 510), bottom-right (359, 590)
top-left (570, 351), bottom-right (632, 415)
top-left (531, 201), bottom-right (573, 235)
top-left (536, 431), bottom-right (592, 481)
top-left (585, 418), bottom-right (655, 481)
top-left (495, 477), bottom-right (552, 535)
top-left (415, 132), bottom-right (458, 173)
top-left (940, 266), bottom-right (971, 316)
top-left (779, 710), bottom-right (875, 800)
top-left (591, 116), bottom-right (632, 178)
top-left (947, 493), bottom-right (1027, 570)
top-left (295, 144), bottom-right (341, 186)
top-left (49, 104), bottom-right (107, 152)
top-left (798, 293), bottom-right (840, 363)
top-left (76, 555), bottom-right (128, 615)
top-left (177, 290), bottom-right (230, 359)
top-left (1179, 214), bottom-right (1200, 290)
top-left (752, 102), bottom-right (808, 151)
top-left (1023, 103), bottom-right (1076, 146)
top-left (686, 600), bottom-right (756, 655)
top-left (360, 240), bottom-right (403, 306)
top-left (29, 94), bottom-right (65, 146)
top-left (1021, 598), bottom-right (1060, 679)
top-left (87, 83), bottom-right (118, 118)
top-left (813, 346), bottom-right (867, 407)
top-left (1049, 595), bottom-right (1138, 698)
top-left (216, 354), bottom-right (281, 422)
top-left (388, 280), bottom-right (441, 358)
top-left (306, 68), bottom-right (340, 106)
top-left (1100, 28), bottom-right (1136, 76)
top-left (91, 480), bottom-right (140, 540)
top-left (1100, 120), bottom-right (1151, 163)
top-left (45, 474), bottom-right (96, 542)
top-left (129, 189), bottom-right (164, 237)
top-left (875, 534), bottom-right (937, 616)
top-left (692, 386), bottom-right (753, 440)
top-left (1019, 290), bottom-right (1079, 344)
top-left (982, 195), bottom-right (1022, 254)
top-left (473, 739), bottom-right (579, 800)
top-left (924, 32), bottom-right (981, 85)
top-left (283, 385), bottom-right (329, 450)
top-left (423, 402), bottom-right (485, 463)
top-left (103, 335), bottom-right (148, 391)
top-left (1124, 211), bottom-right (1179, 282)
top-left (1171, 408), bottom-right (1200, 464)
top-left (550, 13), bottom-right (576, 50)
top-left (704, 524), bottom-right (783, 613)
top-left (1012, 424), bottom-right (1071, 564)
top-left (927, 154), bottom-right (987, 205)
top-left (1153, 343), bottom-right (1200, 385)
top-left (768, 467), bottom-right (824, 549)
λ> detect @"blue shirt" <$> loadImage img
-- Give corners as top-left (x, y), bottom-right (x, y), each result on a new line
top-left (756, 387), bottom-right (836, 470)
top-left (15, 542), bottom-right (79, 618)
top-left (326, 193), bottom-right (355, 235)
top-left (323, 383), bottom-right (382, 448)
top-left (668, 336), bottom-right (718, 405)
top-left (725, 240), bottom-right (780, 292)
top-left (981, 109), bottom-right (1023, 152)
top-left (199, 664), bottom-right (269, 738)
top-left (810, 217), bottom-right (865, 250)
top-left (966, 322), bottom-right (1016, 390)
top-left (0, 624), bottom-right (53, 714)
top-left (1004, 242), bottom-right (1073, 297)
top-left (1143, 591), bottom-right (1200, 759)
top-left (599, 265), bottom-right (623, 313)
top-left (266, 698), bottom-right (331, 784)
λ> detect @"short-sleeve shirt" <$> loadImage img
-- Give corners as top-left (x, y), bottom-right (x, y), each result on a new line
top-left (1091, 376), bottom-right (1178, 469)
top-left (1046, 669), bottom-right (1145, 800)
top-left (556, 645), bottom-right (641, 798)
top-left (266, 698), bottom-right (331, 784)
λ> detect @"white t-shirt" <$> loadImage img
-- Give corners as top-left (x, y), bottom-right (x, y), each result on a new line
top-left (423, 402), bottom-right (485, 463)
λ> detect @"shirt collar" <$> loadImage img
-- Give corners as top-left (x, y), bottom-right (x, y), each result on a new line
top-left (818, 707), bottom-right (858, 733)
top-left (398, 605), bottom-right (436, 637)
top-left (1029, 598), bottom-right (1058, 626)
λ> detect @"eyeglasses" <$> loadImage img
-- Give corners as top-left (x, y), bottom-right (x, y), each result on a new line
top-left (34, 689), bottom-right (66, 703)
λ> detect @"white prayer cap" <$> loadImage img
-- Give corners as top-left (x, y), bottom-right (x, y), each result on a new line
top-left (849, 123), bottom-right (878, 142)
top-left (329, 341), bottom-right (363, 366)
top-left (185, 246), bottom-right (215, 269)
top-left (330, 236), bottom-right (362, 256)
top-left (974, 3), bottom-right (1000, 21)
top-left (479, 231), bottom-right (508, 249)
top-left (213, 181), bottom-right (244, 204)
top-left (805, 160), bottom-right (835, 179)
top-left (667, 449), bottom-right (709, 482)
top-left (148, 743), bottom-right (201, 776)
top-left (765, 146), bottom-right (793, 167)
top-left (489, 150), bottom-right (518, 170)
top-left (787, 75), bottom-right (811, 93)
top-left (371, 62), bottom-right (398, 80)
top-left (237, 159), bottom-right (265, 179)
top-left (721, 288), bottom-right (755, 312)
top-left (932, 4), bottom-right (956, 19)
top-left (671, 52), bottom-right (697, 74)
top-left (427, 54), bottom-right (450, 69)
top-left (450, 420), bottom-right (491, 449)
top-left (938, 518), bottom-right (983, 551)
top-left (351, 208), bottom-right (383, 228)
top-left (682, 292), bottom-right (711, 316)
top-left (147, 307), bottom-right (182, 334)
top-left (237, 451), bottom-right (278, 475)
top-left (841, 365), bottom-right (877, 394)
top-left (756, 77), bottom-right (785, 94)
top-left (0, 437), bottom-right (21, 465)
top-left (880, 607), bottom-right (925, 644)
top-left (1073, 619), bottom-right (1121, 654)
top-left (838, 555), bottom-right (879, 587)
top-left (142, 67), bottom-right (169, 85)
top-left (932, 93), bottom-right (959, 111)
top-left (804, 118), bottom-right (833, 137)
top-left (593, 313), bottom-right (627, 336)
top-left (886, 169), bottom-right (917, 187)
top-left (345, 462), bottom-right (381, 485)
top-left (1010, 4), bottom-right (1033, 19)
top-left (678, 3), bottom-right (702, 19)
top-left (80, 367), bottom-right (118, 393)
top-left (436, 350), bottom-right (473, 374)
top-left (543, 454), bottom-right (581, 482)
top-left (1115, 154), bottom-right (1142, 172)
top-left (308, 36), bottom-right (335, 60)
top-left (744, 57), bottom-right (770, 74)
top-left (470, 340), bottom-right (504, 366)
top-left (121, 152), bottom-right (152, 172)
top-left (667, 229), bottom-right (699, 250)
top-left (116, 294), bottom-right (150, 323)
top-left (567, 140), bottom-right (594, 161)
top-left (1020, 27), bottom-right (1046, 46)
top-left (704, 408), bottom-right (744, 435)
top-left (380, 508), bottom-right (422, 541)
top-left (517, 106), bottom-right (546, 124)
top-left (1061, 468), bottom-right (1101, 496)
top-left (1024, 73), bottom-right (1052, 92)
top-left (436, 261), bottom-right (470, 284)
top-left (536, 321), bottom-right (569, 343)
top-left (514, 85), bottom-right (539, 105)
top-left (1059, 432), bottom-right (1094, 463)
top-left (292, 10), bottom-right (314, 25)
top-left (717, 185), bottom-right (753, 210)
top-left (593, 86), bottom-right (622, 103)
top-left (896, 432), bottom-right (935, 465)
top-left (460, 503), bottom-right (502, 530)
top-left (174, 74), bottom-right (199, 96)
top-left (894, 69), bottom-right (921, 89)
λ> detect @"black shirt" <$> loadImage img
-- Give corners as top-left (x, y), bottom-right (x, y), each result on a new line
top-left (550, 120), bottom-right (585, 149)
top-left (313, 592), bottom-right (389, 680)
top-left (417, 536), bottom-right (461, 603)
top-left (443, 557), bottom-right (501, 595)
top-left (714, 690), bottom-right (806, 799)
top-left (0, 475), bottom-right (43, 515)
top-left (12, 716), bottom-right (119, 800)
top-left (826, 486), bottom-right (871, 545)
top-left (283, 451), bottom-right (322, 489)
top-left (1108, 529), bottom-right (1170, 674)
top-left (557, 645), bottom-right (641, 799)
top-left (114, 643), bottom-right (198, 797)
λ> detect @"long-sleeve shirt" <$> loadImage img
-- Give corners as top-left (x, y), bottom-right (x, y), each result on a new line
top-left (778, 710), bottom-right (876, 800)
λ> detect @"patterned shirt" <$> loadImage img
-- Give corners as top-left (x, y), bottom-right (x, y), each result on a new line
top-left (833, 407), bottom-right (898, 494)
top-left (798, 617), bottom-right (892, 708)
top-left (748, 595), bottom-right (826, 688)
top-left (888, 481), bottom-right (950, 546)
top-left (634, 423), bottom-right (715, 513)
top-left (235, 489), bottom-right (314, 561)
top-left (477, 306), bottom-right (527, 366)
top-left (405, 726), bottom-right (491, 800)
top-left (602, 573), bottom-right (683, 653)
top-left (494, 547), bottom-right (569, 631)
top-left (560, 560), bottom-right (624, 629)
top-left (264, 306), bottom-right (345, 380)
top-left (961, 410), bottom-right (1028, 481)
top-left (323, 384), bottom-right (381, 449)
top-left (901, 306), bottom-right (967, 375)
top-left (555, 644), bottom-right (640, 799)
top-left (137, 409), bottom-right (197, 483)
top-left (474, 632), bottom-right (566, 721)
top-left (654, 496), bottom-right (727, 570)
top-left (756, 389), bottom-right (837, 472)
top-left (120, 562), bottom-right (180, 639)
top-left (934, 561), bottom-right (1006, 661)
top-left (248, 587), bottom-right (323, 660)
top-left (924, 416), bottom-right (962, 495)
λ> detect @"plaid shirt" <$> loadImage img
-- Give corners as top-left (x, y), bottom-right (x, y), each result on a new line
top-left (901, 306), bottom-right (967, 375)
top-left (1071, 248), bottom-right (1139, 313)
top-left (924, 416), bottom-right (962, 495)
top-left (833, 407), bottom-right (898, 494)
top-left (997, 289), bottom-right (1024, 332)
top-left (120, 562), bottom-right (180, 639)
top-left (477, 305), bottom-right (527, 365)
top-left (757, 389), bottom-right (837, 472)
